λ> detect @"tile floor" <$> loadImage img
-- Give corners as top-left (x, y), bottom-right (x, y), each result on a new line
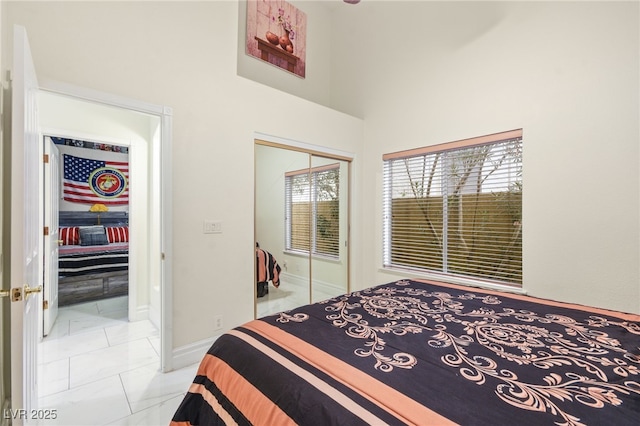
top-left (256, 277), bottom-right (348, 318)
top-left (36, 296), bottom-right (198, 426)
top-left (33, 281), bottom-right (339, 425)
top-left (256, 280), bottom-right (309, 318)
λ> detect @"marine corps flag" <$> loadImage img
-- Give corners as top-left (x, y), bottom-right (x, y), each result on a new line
top-left (63, 154), bottom-right (129, 205)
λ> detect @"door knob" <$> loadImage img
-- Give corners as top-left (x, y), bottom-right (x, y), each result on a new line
top-left (57, 239), bottom-right (64, 246)
top-left (24, 284), bottom-right (42, 300)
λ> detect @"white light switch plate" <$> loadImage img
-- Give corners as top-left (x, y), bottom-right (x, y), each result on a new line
top-left (204, 220), bottom-right (222, 234)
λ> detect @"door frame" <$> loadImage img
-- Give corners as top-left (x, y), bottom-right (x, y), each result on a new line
top-left (38, 78), bottom-right (174, 372)
top-left (253, 131), bottom-right (354, 319)
top-left (42, 137), bottom-right (60, 337)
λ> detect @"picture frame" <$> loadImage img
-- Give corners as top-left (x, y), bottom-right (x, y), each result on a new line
top-left (246, 0), bottom-right (307, 78)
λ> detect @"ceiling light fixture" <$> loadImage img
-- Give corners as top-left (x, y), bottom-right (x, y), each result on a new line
top-left (344, 0), bottom-right (361, 4)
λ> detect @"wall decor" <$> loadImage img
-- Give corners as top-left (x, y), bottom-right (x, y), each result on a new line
top-left (63, 154), bottom-right (129, 205)
top-left (246, 0), bottom-right (307, 78)
top-left (52, 136), bottom-right (129, 153)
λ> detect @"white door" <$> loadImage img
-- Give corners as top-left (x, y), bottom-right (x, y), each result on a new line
top-left (43, 137), bottom-right (60, 336)
top-left (10, 25), bottom-right (42, 420)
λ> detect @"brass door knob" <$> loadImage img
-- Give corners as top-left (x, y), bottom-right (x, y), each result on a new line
top-left (24, 284), bottom-right (42, 300)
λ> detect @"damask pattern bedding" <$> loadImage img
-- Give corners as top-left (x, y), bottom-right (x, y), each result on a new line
top-left (171, 279), bottom-right (640, 425)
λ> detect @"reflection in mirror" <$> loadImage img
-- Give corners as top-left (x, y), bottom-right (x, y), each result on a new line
top-left (310, 155), bottom-right (349, 303)
top-left (255, 144), bottom-right (310, 318)
top-left (255, 142), bottom-right (350, 319)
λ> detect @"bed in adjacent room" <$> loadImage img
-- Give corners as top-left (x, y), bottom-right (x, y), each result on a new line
top-left (57, 211), bottom-right (129, 306)
top-left (171, 279), bottom-right (640, 426)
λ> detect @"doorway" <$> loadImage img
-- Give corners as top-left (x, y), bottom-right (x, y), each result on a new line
top-left (1, 25), bottom-right (171, 416)
top-left (42, 134), bottom-right (131, 337)
top-left (36, 84), bottom-right (173, 372)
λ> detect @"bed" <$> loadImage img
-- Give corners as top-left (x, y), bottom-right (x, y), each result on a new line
top-left (57, 211), bottom-right (129, 306)
top-left (171, 279), bottom-right (640, 425)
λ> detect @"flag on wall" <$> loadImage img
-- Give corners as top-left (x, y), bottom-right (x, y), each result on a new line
top-left (63, 154), bottom-right (129, 205)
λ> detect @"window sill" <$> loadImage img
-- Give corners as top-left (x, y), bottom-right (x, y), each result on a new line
top-left (379, 266), bottom-right (527, 296)
top-left (283, 249), bottom-right (340, 263)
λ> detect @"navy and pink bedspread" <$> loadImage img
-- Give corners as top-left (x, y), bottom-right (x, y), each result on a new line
top-left (58, 243), bottom-right (129, 277)
top-left (171, 279), bottom-right (640, 425)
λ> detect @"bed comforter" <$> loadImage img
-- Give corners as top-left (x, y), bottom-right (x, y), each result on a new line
top-left (58, 243), bottom-right (129, 277)
top-left (171, 279), bottom-right (640, 425)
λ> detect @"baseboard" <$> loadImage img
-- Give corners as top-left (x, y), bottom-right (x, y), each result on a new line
top-left (280, 271), bottom-right (308, 289)
top-left (148, 303), bottom-right (161, 330)
top-left (279, 272), bottom-right (346, 300)
top-left (129, 304), bottom-right (149, 322)
top-left (312, 278), bottom-right (346, 300)
top-left (170, 275), bottom-right (344, 371)
top-left (171, 335), bottom-right (220, 370)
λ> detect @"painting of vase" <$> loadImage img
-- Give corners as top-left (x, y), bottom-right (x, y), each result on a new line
top-left (246, 0), bottom-right (307, 78)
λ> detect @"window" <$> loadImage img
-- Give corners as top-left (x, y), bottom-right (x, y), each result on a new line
top-left (285, 163), bottom-right (340, 258)
top-left (383, 129), bottom-right (523, 286)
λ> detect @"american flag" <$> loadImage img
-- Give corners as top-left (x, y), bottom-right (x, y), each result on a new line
top-left (63, 154), bottom-right (129, 205)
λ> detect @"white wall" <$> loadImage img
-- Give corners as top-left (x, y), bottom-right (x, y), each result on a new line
top-left (2, 1), bottom-right (365, 354)
top-left (330, 1), bottom-right (639, 314)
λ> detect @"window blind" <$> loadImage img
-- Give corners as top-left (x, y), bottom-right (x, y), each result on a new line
top-left (285, 163), bottom-right (340, 258)
top-left (383, 130), bottom-right (523, 286)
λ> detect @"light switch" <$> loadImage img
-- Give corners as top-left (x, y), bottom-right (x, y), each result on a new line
top-left (204, 220), bottom-right (222, 234)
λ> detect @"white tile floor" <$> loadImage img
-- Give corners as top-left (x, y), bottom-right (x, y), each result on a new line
top-left (33, 282), bottom-right (341, 425)
top-left (255, 278), bottom-right (348, 318)
top-left (36, 296), bottom-right (198, 426)
top-left (256, 281), bottom-right (310, 318)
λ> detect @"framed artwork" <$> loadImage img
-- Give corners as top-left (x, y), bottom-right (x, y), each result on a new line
top-left (246, 0), bottom-right (307, 78)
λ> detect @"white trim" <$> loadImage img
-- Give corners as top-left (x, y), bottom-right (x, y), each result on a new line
top-left (171, 336), bottom-right (220, 371)
top-left (254, 131), bottom-right (355, 161)
top-left (38, 79), bottom-right (174, 372)
top-left (39, 126), bottom-right (132, 149)
top-left (149, 302), bottom-right (161, 331)
top-left (378, 267), bottom-right (528, 295)
top-left (135, 304), bottom-right (150, 321)
top-left (39, 78), bottom-right (166, 115)
top-left (279, 271), bottom-right (308, 291)
top-left (313, 277), bottom-right (346, 294)
top-left (160, 104), bottom-right (173, 372)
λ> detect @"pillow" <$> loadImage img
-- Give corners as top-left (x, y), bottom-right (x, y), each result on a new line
top-left (106, 226), bottom-right (129, 243)
top-left (79, 225), bottom-right (109, 246)
top-left (59, 227), bottom-right (79, 245)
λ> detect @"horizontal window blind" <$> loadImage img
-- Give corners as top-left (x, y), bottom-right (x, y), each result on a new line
top-left (383, 130), bottom-right (522, 286)
top-left (285, 164), bottom-right (340, 258)
top-left (286, 173), bottom-right (310, 252)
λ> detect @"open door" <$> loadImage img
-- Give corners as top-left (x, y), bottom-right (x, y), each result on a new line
top-left (9, 25), bottom-right (42, 419)
top-left (43, 137), bottom-right (60, 336)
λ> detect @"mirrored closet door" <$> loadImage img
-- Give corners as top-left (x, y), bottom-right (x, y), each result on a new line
top-left (254, 140), bottom-right (350, 318)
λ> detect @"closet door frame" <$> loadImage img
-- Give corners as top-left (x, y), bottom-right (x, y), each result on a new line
top-left (254, 134), bottom-right (353, 319)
